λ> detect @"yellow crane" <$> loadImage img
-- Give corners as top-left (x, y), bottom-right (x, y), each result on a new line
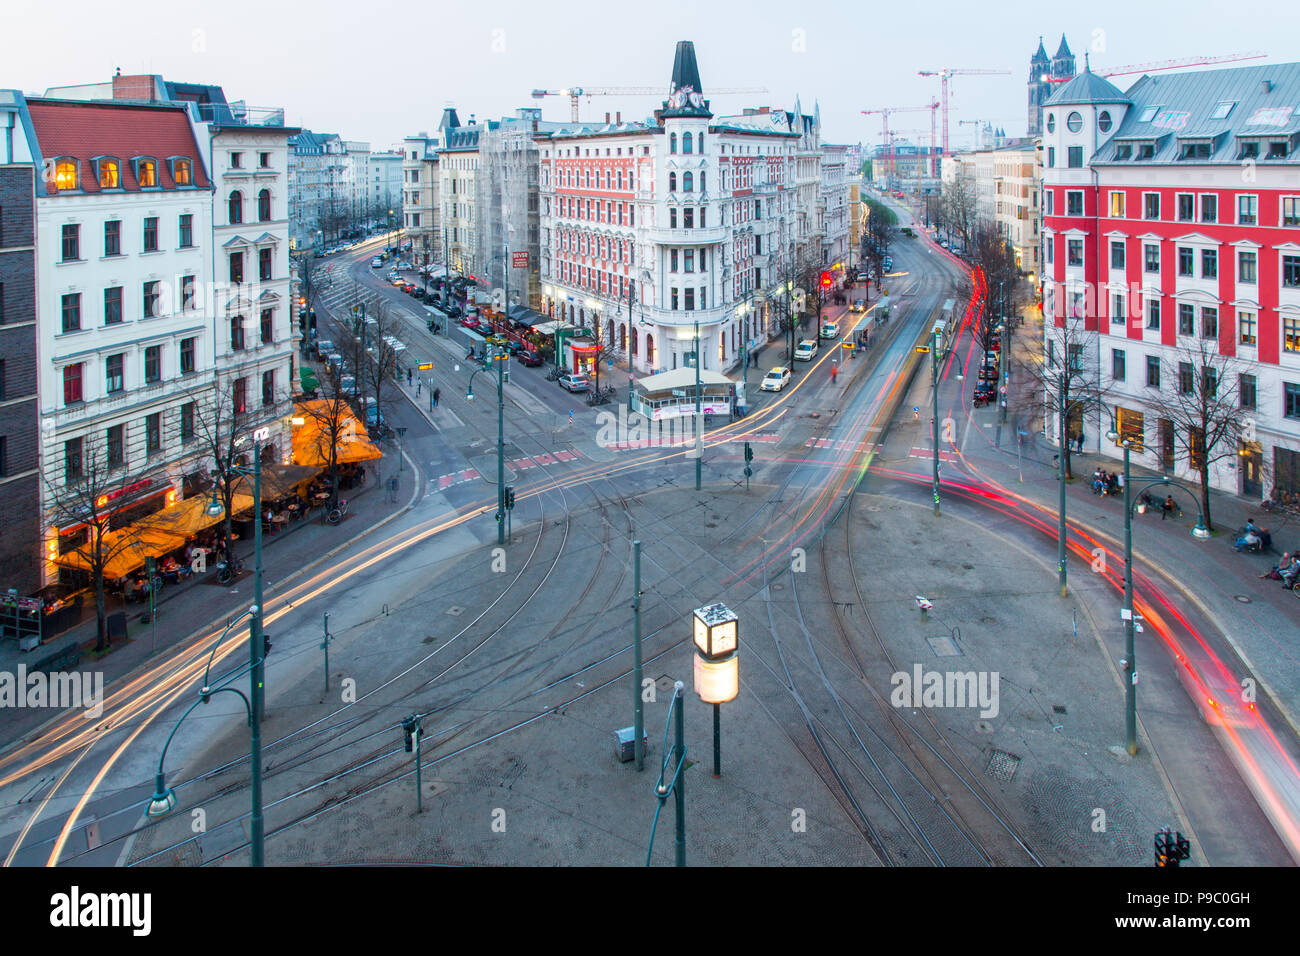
top-left (531, 86), bottom-right (768, 123)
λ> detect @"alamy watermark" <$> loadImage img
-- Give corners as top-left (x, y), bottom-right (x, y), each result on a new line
top-left (890, 665), bottom-right (999, 719)
top-left (0, 666), bottom-right (104, 718)
top-left (595, 406), bottom-right (705, 450)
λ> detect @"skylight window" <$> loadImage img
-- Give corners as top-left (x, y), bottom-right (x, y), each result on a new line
top-left (1211, 100), bottom-right (1236, 120)
top-left (1139, 106), bottom-right (1160, 123)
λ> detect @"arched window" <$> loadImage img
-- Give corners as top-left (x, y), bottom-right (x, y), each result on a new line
top-left (669, 172), bottom-right (677, 192)
top-left (697, 134), bottom-right (704, 153)
top-left (136, 158), bottom-right (157, 187)
top-left (257, 189), bottom-right (271, 222)
top-left (683, 132), bottom-right (693, 154)
top-left (670, 133), bottom-right (677, 154)
top-left (683, 172), bottom-right (693, 192)
top-left (97, 159), bottom-right (119, 189)
top-left (228, 190), bottom-right (243, 224)
top-left (646, 333), bottom-right (655, 367)
top-left (700, 171), bottom-right (706, 192)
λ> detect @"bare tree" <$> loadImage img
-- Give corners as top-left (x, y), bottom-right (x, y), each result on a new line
top-left (1019, 308), bottom-right (1109, 481)
top-left (937, 173), bottom-right (977, 249)
top-left (187, 378), bottom-right (262, 575)
top-left (355, 297), bottom-right (401, 435)
top-left (303, 364), bottom-right (356, 509)
top-left (42, 435), bottom-right (165, 651)
top-left (580, 316), bottom-right (625, 402)
top-left (1159, 338), bottom-right (1255, 532)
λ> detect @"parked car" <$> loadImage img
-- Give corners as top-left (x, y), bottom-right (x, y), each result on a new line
top-left (558, 373), bottom-right (590, 393)
top-left (820, 322), bottom-right (839, 340)
top-left (760, 366), bottom-right (791, 392)
top-left (370, 257), bottom-right (383, 268)
top-left (315, 339), bottom-right (335, 360)
top-left (516, 349), bottom-right (544, 367)
top-left (794, 339), bottom-right (818, 361)
top-left (460, 316), bottom-right (482, 331)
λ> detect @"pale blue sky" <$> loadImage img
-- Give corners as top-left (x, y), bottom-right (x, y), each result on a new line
top-left (4, 0), bottom-right (1294, 152)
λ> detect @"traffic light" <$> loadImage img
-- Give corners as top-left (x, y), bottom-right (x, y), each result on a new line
top-left (505, 486), bottom-right (516, 509)
top-left (820, 271), bottom-right (832, 289)
top-left (1154, 828), bottom-right (1190, 867)
top-left (263, 634), bottom-right (273, 657)
top-left (401, 715), bottom-right (416, 752)
top-left (744, 442), bottom-right (754, 463)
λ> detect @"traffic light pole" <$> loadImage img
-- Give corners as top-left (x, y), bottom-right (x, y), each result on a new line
top-left (931, 328), bottom-right (941, 516)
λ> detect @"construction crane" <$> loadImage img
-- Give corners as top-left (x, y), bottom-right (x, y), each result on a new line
top-left (1044, 50), bottom-right (1266, 83)
top-left (531, 86), bottom-right (768, 123)
top-left (957, 118), bottom-right (991, 150)
top-left (918, 68), bottom-right (1012, 159)
top-left (861, 102), bottom-right (940, 184)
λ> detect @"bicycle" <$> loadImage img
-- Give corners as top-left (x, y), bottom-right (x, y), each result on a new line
top-left (215, 558), bottom-right (241, 585)
top-left (326, 498), bottom-right (350, 525)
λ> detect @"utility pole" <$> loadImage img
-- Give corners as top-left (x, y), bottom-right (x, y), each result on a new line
top-left (931, 327), bottom-right (941, 516)
top-left (694, 318), bottom-right (702, 491)
top-left (1058, 371), bottom-right (1069, 596)
top-left (632, 540), bottom-right (644, 771)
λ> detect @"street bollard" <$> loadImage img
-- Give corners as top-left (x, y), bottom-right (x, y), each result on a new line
top-left (916, 595), bottom-right (933, 622)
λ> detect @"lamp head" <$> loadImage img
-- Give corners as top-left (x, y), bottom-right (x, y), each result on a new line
top-left (205, 490), bottom-right (223, 517)
top-left (1106, 429), bottom-right (1119, 444)
top-left (147, 773), bottom-right (177, 817)
top-left (1192, 522), bottom-right (1211, 539)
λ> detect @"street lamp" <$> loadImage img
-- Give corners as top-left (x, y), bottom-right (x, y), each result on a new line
top-left (1106, 422), bottom-right (1210, 755)
top-left (467, 341), bottom-right (508, 545)
top-left (692, 602), bottom-right (739, 778)
top-left (148, 602), bottom-right (266, 865)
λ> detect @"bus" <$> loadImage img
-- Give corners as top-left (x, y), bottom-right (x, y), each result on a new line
top-left (931, 298), bottom-right (957, 351)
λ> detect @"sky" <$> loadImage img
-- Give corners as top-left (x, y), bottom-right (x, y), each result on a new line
top-left (4, 0), bottom-right (1297, 153)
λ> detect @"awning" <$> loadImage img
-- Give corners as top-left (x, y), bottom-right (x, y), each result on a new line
top-left (150, 496), bottom-right (231, 538)
top-left (634, 367), bottom-right (733, 393)
top-left (300, 367), bottom-right (320, 392)
top-left (232, 463), bottom-right (321, 500)
top-left (461, 327), bottom-right (486, 344)
top-left (57, 526), bottom-right (188, 581)
top-left (290, 400), bottom-right (383, 468)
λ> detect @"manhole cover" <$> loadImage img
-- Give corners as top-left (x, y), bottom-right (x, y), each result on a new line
top-left (446, 606), bottom-right (465, 617)
top-left (986, 749), bottom-right (1021, 782)
top-left (1234, 594), bottom-right (1252, 604)
top-left (927, 635), bottom-right (961, 657)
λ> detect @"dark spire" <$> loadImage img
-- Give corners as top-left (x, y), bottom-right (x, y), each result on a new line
top-left (1033, 36), bottom-right (1048, 62)
top-left (1056, 34), bottom-right (1072, 59)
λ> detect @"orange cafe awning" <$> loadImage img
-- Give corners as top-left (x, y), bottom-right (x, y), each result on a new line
top-left (57, 525), bottom-right (187, 581)
top-left (290, 400), bottom-right (384, 468)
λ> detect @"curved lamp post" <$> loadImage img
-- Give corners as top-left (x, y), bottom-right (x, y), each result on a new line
top-left (1106, 422), bottom-right (1209, 755)
top-left (467, 343), bottom-right (507, 545)
top-left (148, 603), bottom-right (266, 866)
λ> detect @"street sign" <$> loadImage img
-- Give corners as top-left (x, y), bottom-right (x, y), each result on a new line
top-left (417, 362), bottom-right (434, 371)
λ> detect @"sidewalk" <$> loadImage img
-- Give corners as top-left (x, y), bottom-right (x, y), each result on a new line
top-left (0, 453), bottom-right (420, 743)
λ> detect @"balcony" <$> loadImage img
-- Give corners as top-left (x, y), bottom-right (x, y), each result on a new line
top-left (648, 225), bottom-right (727, 246)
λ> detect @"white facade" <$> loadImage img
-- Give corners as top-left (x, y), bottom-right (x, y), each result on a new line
top-left (370, 150), bottom-right (403, 218)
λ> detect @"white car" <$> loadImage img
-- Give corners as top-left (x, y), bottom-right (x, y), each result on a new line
top-left (370, 257), bottom-right (383, 268)
top-left (760, 366), bottom-right (791, 392)
top-left (820, 322), bottom-right (839, 340)
top-left (794, 339), bottom-right (818, 361)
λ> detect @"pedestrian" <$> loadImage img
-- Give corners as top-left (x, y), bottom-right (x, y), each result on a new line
top-left (1076, 431), bottom-right (1085, 453)
top-left (433, 387), bottom-right (441, 407)
top-left (831, 364), bottom-right (839, 383)
top-left (407, 367), bottom-right (413, 386)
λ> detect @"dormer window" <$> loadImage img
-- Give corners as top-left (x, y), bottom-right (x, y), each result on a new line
top-left (95, 158), bottom-right (120, 189)
top-left (169, 157), bottom-right (192, 186)
top-left (53, 158), bottom-right (78, 191)
top-left (1115, 143), bottom-right (1133, 160)
top-left (1238, 141), bottom-right (1260, 160)
top-left (1178, 140), bottom-right (1212, 160)
top-left (1267, 140), bottom-right (1289, 159)
top-left (133, 157), bottom-right (158, 187)
top-left (1137, 143), bottom-right (1155, 160)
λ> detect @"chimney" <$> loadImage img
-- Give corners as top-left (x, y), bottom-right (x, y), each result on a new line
top-left (616, 111), bottom-right (621, 124)
top-left (605, 112), bottom-right (611, 124)
top-left (1261, 79), bottom-right (1273, 94)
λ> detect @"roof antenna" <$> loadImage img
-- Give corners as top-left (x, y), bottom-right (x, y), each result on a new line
top-left (1084, 52), bottom-right (1090, 72)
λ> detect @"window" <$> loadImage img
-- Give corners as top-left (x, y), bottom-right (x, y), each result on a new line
top-left (262, 369), bottom-right (276, 407)
top-left (1066, 111), bottom-right (1083, 133)
top-left (137, 159), bottom-right (157, 187)
top-left (1067, 344), bottom-right (1083, 373)
top-left (61, 223), bottom-right (80, 261)
top-left (231, 316), bottom-right (245, 351)
top-left (1047, 147), bottom-right (1055, 168)
top-left (61, 293), bottom-right (81, 333)
top-left (143, 216), bottom-right (158, 252)
top-left (180, 274), bottom-right (195, 311)
top-left (683, 172), bottom-right (693, 192)
top-left (1286, 315), bottom-right (1300, 354)
top-left (1112, 348), bottom-right (1126, 381)
top-left (233, 378), bottom-right (247, 415)
top-left (1178, 362), bottom-right (1194, 394)
top-left (258, 189), bottom-right (271, 221)
top-left (1146, 297), bottom-right (1161, 330)
top-left (1202, 307), bottom-right (1218, 339)
top-left (1146, 355), bottom-right (1160, 388)
top-left (261, 309), bottom-right (274, 344)
top-left (1111, 240), bottom-right (1125, 269)
top-left (180, 336), bottom-right (196, 374)
top-left (1201, 249), bottom-right (1217, 279)
top-left (1280, 254), bottom-right (1300, 289)
top-left (1239, 250), bottom-right (1257, 284)
top-left (1109, 191), bottom-right (1125, 217)
top-left (1201, 195), bottom-right (1217, 223)
top-left (1138, 143), bottom-right (1155, 160)
top-left (104, 219), bottom-right (121, 256)
top-left (65, 436), bottom-right (83, 481)
top-left (1189, 427), bottom-right (1206, 470)
top-left (230, 152), bottom-right (242, 169)
top-left (684, 208), bottom-right (693, 228)
top-left (106, 424), bottom-right (124, 469)
top-left (1239, 141), bottom-right (1260, 160)
top-left (1116, 143), bottom-right (1133, 160)
top-left (179, 213), bottom-right (193, 247)
top-left (1144, 193), bottom-right (1160, 220)
top-left (684, 288), bottom-right (695, 310)
top-left (1066, 191), bottom-right (1083, 216)
top-left (1045, 191), bottom-right (1054, 215)
top-left (172, 158), bottom-right (192, 186)
top-left (181, 402), bottom-right (195, 442)
top-left (228, 191), bottom-right (243, 224)
top-left (1067, 239), bottom-right (1083, 266)
top-left (63, 363), bottom-right (83, 404)
top-left (1178, 303), bottom-right (1195, 336)
top-left (1067, 146), bottom-right (1083, 168)
top-left (1240, 374), bottom-right (1257, 410)
top-left (670, 249), bottom-right (678, 272)
top-left (1117, 407), bottom-right (1145, 450)
top-left (1283, 197), bottom-right (1300, 227)
top-left (259, 151), bottom-right (270, 169)
top-left (1286, 383), bottom-right (1300, 419)
top-left (1177, 194), bottom-right (1194, 221)
top-left (671, 288), bottom-right (678, 310)
top-left (684, 250), bottom-right (694, 273)
top-left (1268, 141), bottom-right (1289, 159)
top-left (1112, 292), bottom-right (1126, 325)
top-left (145, 412), bottom-right (161, 456)
top-left (1047, 113), bottom-right (1056, 133)
top-left (259, 248), bottom-right (272, 281)
top-left (143, 281), bottom-right (160, 318)
top-left (229, 251), bottom-right (244, 284)
top-left (1098, 110), bottom-right (1113, 132)
top-left (1144, 243), bottom-right (1160, 273)
top-left (669, 209), bottom-right (677, 229)
top-left (1238, 195), bottom-right (1257, 224)
top-left (143, 344), bottom-right (161, 384)
top-left (683, 132), bottom-right (693, 154)
top-left (670, 133), bottom-right (676, 154)
top-left (1240, 310), bottom-right (1257, 346)
top-left (106, 353), bottom-right (125, 393)
top-left (1178, 247), bottom-right (1193, 277)
top-left (97, 159), bottom-right (119, 189)
top-left (55, 159), bottom-right (78, 191)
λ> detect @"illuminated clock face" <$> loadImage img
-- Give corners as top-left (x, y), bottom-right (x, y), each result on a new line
top-left (693, 615), bottom-right (710, 653)
top-left (712, 621), bottom-right (737, 655)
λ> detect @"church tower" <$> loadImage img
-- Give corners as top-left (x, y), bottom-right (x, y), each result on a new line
top-left (1027, 37), bottom-right (1051, 136)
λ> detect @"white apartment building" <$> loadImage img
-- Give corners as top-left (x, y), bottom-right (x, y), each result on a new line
top-left (370, 150), bottom-right (403, 220)
top-left (16, 96), bottom-right (217, 583)
top-left (820, 142), bottom-right (849, 267)
top-left (402, 132), bottom-right (439, 267)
